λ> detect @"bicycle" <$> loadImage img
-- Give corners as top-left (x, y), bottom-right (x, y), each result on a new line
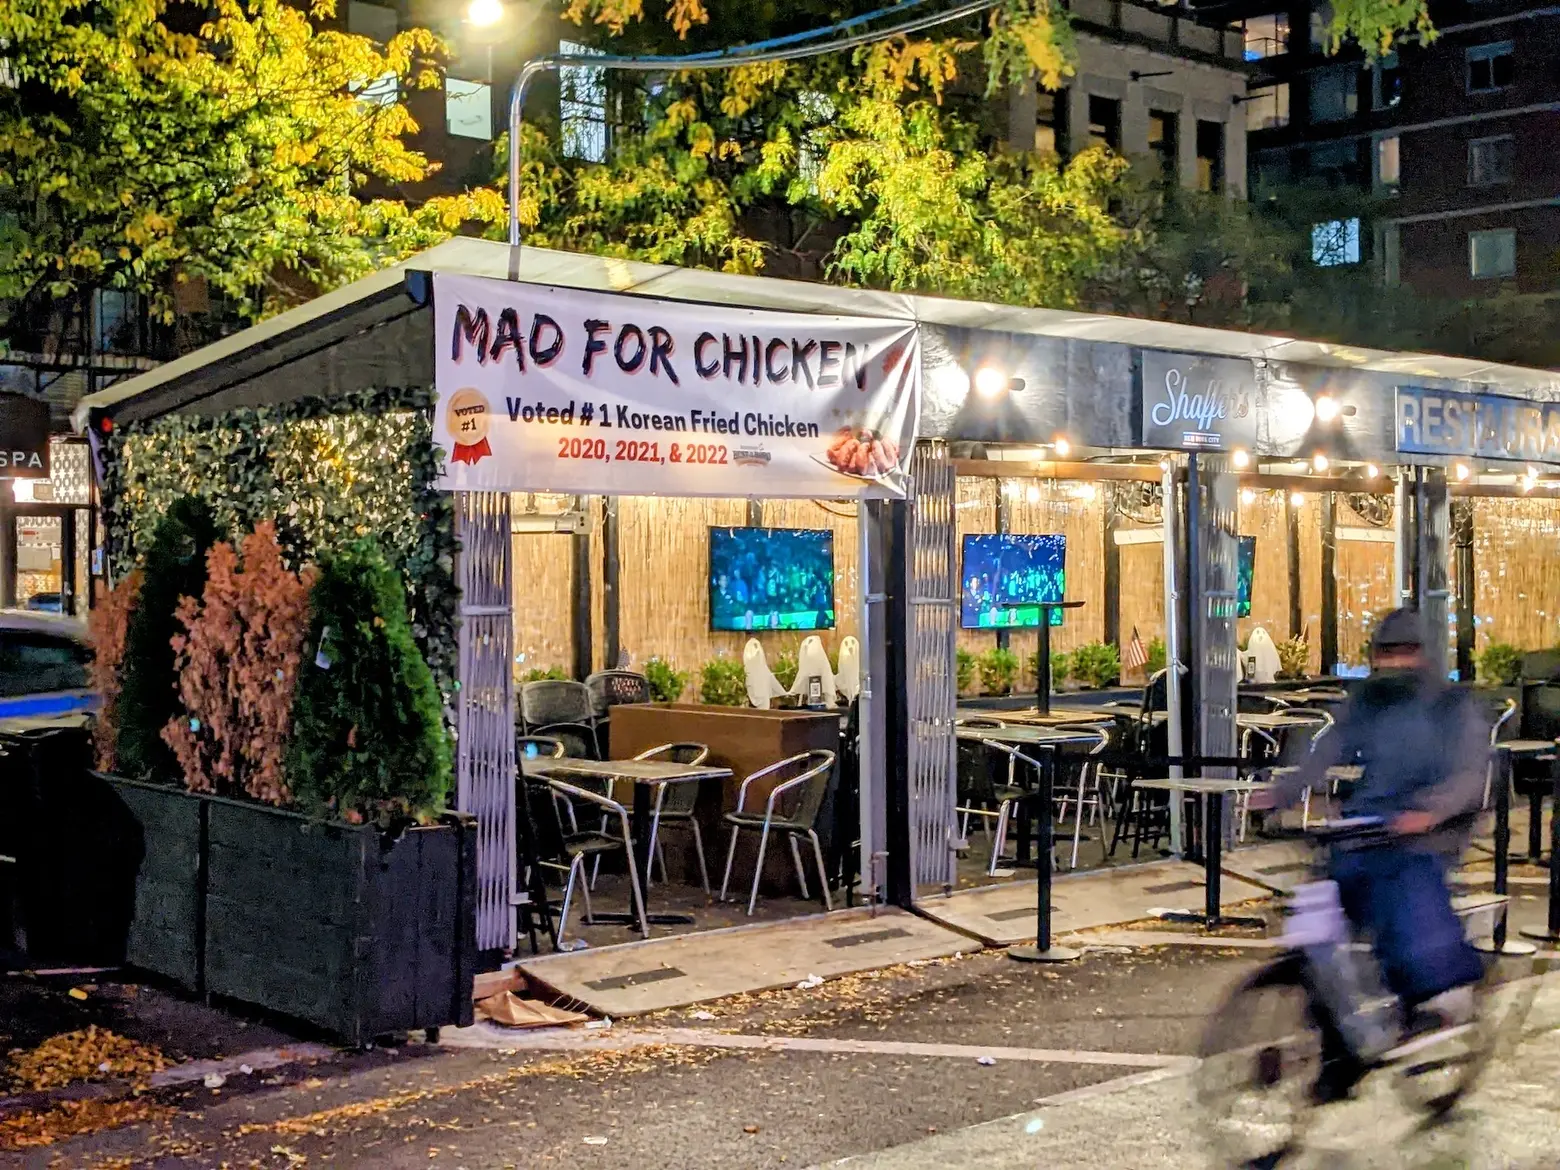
top-left (1195, 816), bottom-right (1528, 1169)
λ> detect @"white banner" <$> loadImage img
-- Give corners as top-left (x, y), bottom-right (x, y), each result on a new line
top-left (432, 274), bottom-right (920, 498)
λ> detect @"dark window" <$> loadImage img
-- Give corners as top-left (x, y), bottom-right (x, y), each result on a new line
top-left (0, 633), bottom-right (90, 698)
top-left (1467, 42), bottom-right (1514, 93)
top-left (1373, 51), bottom-right (1402, 108)
top-left (1470, 228), bottom-right (1516, 278)
top-left (1087, 95), bottom-right (1121, 151)
top-left (1036, 88), bottom-right (1068, 156)
top-left (1308, 138), bottom-right (1364, 187)
top-left (1147, 110), bottom-right (1178, 181)
top-left (1310, 64), bottom-right (1358, 123)
top-left (1195, 120), bottom-right (1225, 192)
top-left (1468, 135), bottom-right (1515, 185)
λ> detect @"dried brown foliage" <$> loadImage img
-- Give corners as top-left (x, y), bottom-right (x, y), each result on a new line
top-left (86, 571), bottom-right (141, 772)
top-left (162, 521), bottom-right (315, 804)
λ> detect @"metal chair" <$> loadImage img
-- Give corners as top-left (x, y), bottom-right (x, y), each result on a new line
top-left (585, 670), bottom-right (652, 719)
top-left (635, 742), bottom-right (713, 895)
top-left (970, 739), bottom-right (1046, 876)
top-left (1484, 698), bottom-right (1519, 808)
top-left (1055, 728), bottom-right (1111, 870)
top-left (531, 775), bottom-right (649, 942)
top-left (520, 679), bottom-right (600, 759)
top-left (720, 750), bottom-right (836, 916)
top-left (955, 718), bottom-right (1009, 851)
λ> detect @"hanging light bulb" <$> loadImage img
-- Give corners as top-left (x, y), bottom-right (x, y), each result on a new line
top-left (1455, 463), bottom-right (1471, 481)
top-left (1240, 488), bottom-right (1257, 505)
top-left (1312, 453), bottom-right (1330, 472)
top-left (1231, 449), bottom-right (1251, 470)
top-left (467, 0), bottom-right (504, 26)
top-left (1290, 491), bottom-right (1306, 507)
top-left (1025, 484), bottom-right (1042, 504)
top-left (1365, 463), bottom-right (1380, 478)
top-left (1052, 435), bottom-right (1072, 458)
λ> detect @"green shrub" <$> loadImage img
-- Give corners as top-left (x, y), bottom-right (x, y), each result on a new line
top-left (643, 657), bottom-right (689, 703)
top-left (1027, 650), bottom-right (1072, 690)
top-left (1071, 641), bottom-right (1121, 689)
top-left (978, 647), bottom-right (1020, 695)
top-left (956, 648), bottom-right (977, 695)
top-left (519, 666), bottom-right (568, 683)
top-left (1145, 636), bottom-right (1167, 676)
top-left (287, 542), bottom-right (453, 826)
top-left (1478, 642), bottom-right (1523, 687)
top-left (115, 496), bottom-right (221, 781)
top-left (772, 650), bottom-right (800, 691)
top-left (1276, 637), bottom-right (1310, 680)
top-left (699, 658), bottom-right (748, 706)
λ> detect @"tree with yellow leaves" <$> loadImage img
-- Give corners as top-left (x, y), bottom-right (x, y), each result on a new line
top-left (0, 0), bottom-right (503, 354)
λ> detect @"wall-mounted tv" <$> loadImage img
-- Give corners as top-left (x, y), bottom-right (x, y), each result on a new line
top-left (1237, 535), bottom-right (1256, 619)
top-left (709, 527), bottom-right (835, 632)
top-left (960, 533), bottom-right (1066, 629)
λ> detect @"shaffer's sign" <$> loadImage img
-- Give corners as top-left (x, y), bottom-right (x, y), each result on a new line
top-left (1140, 350), bottom-right (1259, 453)
top-left (1395, 386), bottom-right (1560, 464)
top-left (0, 394), bottom-right (49, 479)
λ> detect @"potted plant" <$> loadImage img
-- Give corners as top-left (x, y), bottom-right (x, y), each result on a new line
top-left (1027, 649), bottom-right (1073, 692)
top-left (519, 665), bottom-right (568, 682)
top-left (642, 656), bottom-right (689, 703)
top-left (1276, 637), bottom-right (1310, 680)
top-left (1478, 642), bottom-right (1522, 687)
top-left (956, 648), bottom-right (977, 696)
top-left (978, 647), bottom-right (1019, 696)
top-left (699, 657), bottom-right (749, 706)
top-left (1145, 636), bottom-right (1167, 676)
top-left (86, 521), bottom-right (475, 1043)
top-left (1071, 641), bottom-right (1121, 690)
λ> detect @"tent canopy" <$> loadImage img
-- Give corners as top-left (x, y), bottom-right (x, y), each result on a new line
top-left (74, 236), bottom-right (1560, 430)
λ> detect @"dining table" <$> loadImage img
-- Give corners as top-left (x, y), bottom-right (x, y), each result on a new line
top-left (956, 724), bottom-right (1107, 867)
top-left (522, 755), bottom-right (732, 929)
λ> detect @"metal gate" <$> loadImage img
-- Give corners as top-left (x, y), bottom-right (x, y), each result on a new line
top-left (906, 442), bottom-right (958, 891)
top-left (1190, 455), bottom-right (1239, 777)
top-left (454, 491), bottom-right (516, 952)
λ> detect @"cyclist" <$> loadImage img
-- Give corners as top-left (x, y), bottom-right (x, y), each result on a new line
top-left (1271, 606), bottom-right (1489, 1101)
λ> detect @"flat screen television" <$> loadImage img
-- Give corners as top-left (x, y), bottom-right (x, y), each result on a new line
top-left (960, 533), bottom-right (1066, 629)
top-left (708, 527), bottom-right (835, 632)
top-left (1237, 535), bottom-right (1256, 619)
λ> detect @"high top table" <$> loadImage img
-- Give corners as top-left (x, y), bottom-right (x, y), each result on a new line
top-left (1132, 776), bottom-right (1275, 930)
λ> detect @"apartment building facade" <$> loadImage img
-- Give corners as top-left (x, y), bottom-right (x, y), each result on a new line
top-left (1239, 0), bottom-right (1560, 298)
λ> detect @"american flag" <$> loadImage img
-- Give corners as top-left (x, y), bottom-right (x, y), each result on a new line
top-left (1122, 626), bottom-right (1148, 673)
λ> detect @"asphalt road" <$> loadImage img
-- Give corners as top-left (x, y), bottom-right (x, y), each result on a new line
top-left (7, 885), bottom-right (1560, 1169)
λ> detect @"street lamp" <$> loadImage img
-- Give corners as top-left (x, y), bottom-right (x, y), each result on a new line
top-left (468, 0), bottom-right (503, 27)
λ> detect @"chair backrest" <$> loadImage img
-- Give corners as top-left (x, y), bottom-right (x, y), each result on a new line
top-left (1141, 669), bottom-right (1169, 718)
top-left (635, 742), bottom-right (711, 766)
top-left (519, 774), bottom-right (570, 862)
top-left (531, 723), bottom-right (598, 760)
top-left (520, 679), bottom-right (595, 728)
top-left (762, 749), bottom-right (836, 826)
top-left (1492, 698), bottom-right (1518, 745)
top-left (585, 670), bottom-right (652, 716)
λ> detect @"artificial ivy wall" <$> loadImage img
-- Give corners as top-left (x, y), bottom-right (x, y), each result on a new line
top-left (99, 387), bottom-right (459, 699)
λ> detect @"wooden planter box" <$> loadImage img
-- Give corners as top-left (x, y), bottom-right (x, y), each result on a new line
top-left (202, 799), bottom-right (477, 1046)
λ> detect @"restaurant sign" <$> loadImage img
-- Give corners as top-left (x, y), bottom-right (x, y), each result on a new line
top-left (1140, 350), bottom-right (1259, 453)
top-left (1395, 385), bottom-right (1560, 464)
top-left (432, 274), bottom-right (920, 498)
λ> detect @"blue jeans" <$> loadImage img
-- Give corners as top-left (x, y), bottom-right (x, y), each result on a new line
top-left (1330, 845), bottom-right (1484, 1007)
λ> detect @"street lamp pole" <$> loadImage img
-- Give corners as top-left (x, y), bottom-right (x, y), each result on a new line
top-left (501, 0), bottom-right (1004, 248)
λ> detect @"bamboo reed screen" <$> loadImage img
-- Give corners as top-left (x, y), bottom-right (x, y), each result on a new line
top-left (1472, 497), bottom-right (1560, 653)
top-left (511, 530), bottom-right (575, 678)
top-left (955, 476), bottom-right (997, 662)
top-left (1335, 497), bottom-right (1395, 668)
top-left (1236, 489), bottom-right (1293, 655)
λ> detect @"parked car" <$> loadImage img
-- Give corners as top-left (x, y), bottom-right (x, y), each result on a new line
top-left (0, 611), bottom-right (95, 722)
top-left (24, 593), bottom-right (64, 614)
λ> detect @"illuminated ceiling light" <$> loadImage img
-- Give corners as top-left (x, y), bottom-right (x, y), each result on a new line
top-left (1454, 463), bottom-right (1471, 481)
top-left (1314, 395), bottom-right (1341, 423)
top-left (1365, 463), bottom-right (1380, 478)
top-left (1158, 458), bottom-right (1170, 471)
top-left (467, 0), bottom-right (504, 26)
top-left (973, 366), bottom-right (1010, 400)
top-left (1240, 488), bottom-right (1257, 505)
top-left (1024, 484), bottom-right (1042, 504)
top-left (1312, 453), bottom-right (1329, 472)
top-left (1231, 448), bottom-right (1251, 470)
top-left (1290, 491), bottom-right (1306, 507)
top-left (1052, 436), bottom-right (1072, 458)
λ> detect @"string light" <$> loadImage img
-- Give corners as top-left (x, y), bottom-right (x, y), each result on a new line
top-left (1365, 464), bottom-right (1379, 478)
top-left (1312, 453), bottom-right (1329, 472)
top-left (1231, 449), bottom-right (1250, 470)
top-left (1052, 436), bottom-right (1071, 458)
top-left (1240, 488), bottom-right (1256, 505)
top-left (1455, 463), bottom-right (1471, 481)
top-left (1290, 491), bottom-right (1306, 507)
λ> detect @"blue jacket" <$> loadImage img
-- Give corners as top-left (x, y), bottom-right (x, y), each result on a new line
top-left (1277, 670), bottom-right (1490, 857)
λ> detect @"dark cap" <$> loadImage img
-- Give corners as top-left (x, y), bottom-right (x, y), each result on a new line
top-left (1371, 607), bottom-right (1424, 653)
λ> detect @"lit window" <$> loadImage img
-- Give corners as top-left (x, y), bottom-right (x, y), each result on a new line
top-left (1245, 84), bottom-right (1290, 131)
top-left (1243, 13), bottom-right (1289, 59)
top-left (1376, 135), bottom-right (1400, 189)
top-left (1469, 228), bottom-right (1516, 279)
top-left (1312, 218), bottom-right (1362, 266)
top-left (1468, 135), bottom-right (1515, 185)
top-left (1035, 88), bottom-right (1067, 156)
top-left (1467, 42), bottom-right (1514, 93)
top-left (560, 40), bottom-right (607, 162)
top-left (446, 78), bottom-right (492, 140)
top-left (1147, 110), bottom-right (1178, 181)
top-left (1195, 120), bottom-right (1225, 192)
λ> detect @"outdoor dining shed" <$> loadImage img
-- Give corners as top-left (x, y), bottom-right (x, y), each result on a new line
top-left (74, 235), bottom-right (1560, 958)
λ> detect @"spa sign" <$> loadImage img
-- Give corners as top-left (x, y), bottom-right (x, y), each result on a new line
top-left (1395, 385), bottom-right (1560, 464)
top-left (432, 274), bottom-right (920, 498)
top-left (1140, 351), bottom-right (1258, 453)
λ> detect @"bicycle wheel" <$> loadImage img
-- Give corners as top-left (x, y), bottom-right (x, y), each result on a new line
top-left (1196, 953), bottom-right (1321, 1169)
top-left (1392, 950), bottom-right (1533, 1120)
